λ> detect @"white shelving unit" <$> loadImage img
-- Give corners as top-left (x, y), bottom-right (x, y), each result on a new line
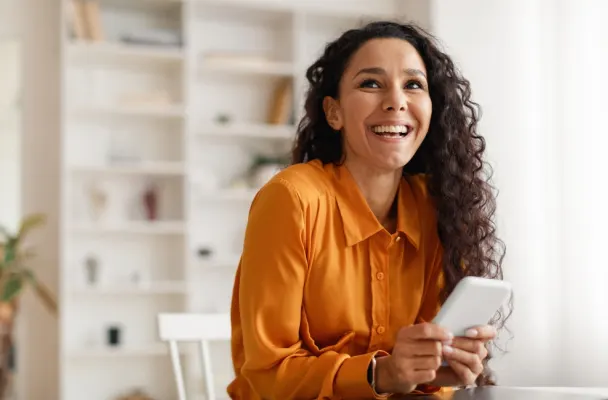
top-left (59, 0), bottom-right (406, 399)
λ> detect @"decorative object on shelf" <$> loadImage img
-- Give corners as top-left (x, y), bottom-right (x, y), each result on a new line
top-left (193, 169), bottom-right (220, 192)
top-left (115, 388), bottom-right (156, 400)
top-left (106, 325), bottom-right (122, 347)
top-left (68, 0), bottom-right (104, 42)
top-left (130, 270), bottom-right (141, 285)
top-left (248, 155), bottom-right (289, 189)
top-left (107, 137), bottom-right (140, 165)
top-left (120, 29), bottom-right (182, 48)
top-left (86, 183), bottom-right (108, 221)
top-left (143, 185), bottom-right (158, 221)
top-left (0, 214), bottom-right (58, 399)
top-left (197, 247), bottom-right (213, 259)
top-left (215, 113), bottom-right (232, 125)
top-left (84, 254), bottom-right (100, 285)
top-left (267, 77), bottom-right (293, 125)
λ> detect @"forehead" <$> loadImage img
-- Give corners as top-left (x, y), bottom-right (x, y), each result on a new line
top-left (344, 38), bottom-right (427, 76)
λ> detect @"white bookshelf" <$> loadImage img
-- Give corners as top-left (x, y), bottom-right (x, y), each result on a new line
top-left (59, 0), bottom-right (407, 399)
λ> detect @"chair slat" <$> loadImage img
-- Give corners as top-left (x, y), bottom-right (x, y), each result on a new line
top-left (157, 313), bottom-right (231, 400)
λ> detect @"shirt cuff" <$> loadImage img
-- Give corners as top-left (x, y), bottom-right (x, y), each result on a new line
top-left (335, 351), bottom-right (391, 399)
top-left (411, 384), bottom-right (446, 395)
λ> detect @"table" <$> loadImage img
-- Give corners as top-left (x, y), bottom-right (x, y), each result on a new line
top-left (425, 387), bottom-right (608, 400)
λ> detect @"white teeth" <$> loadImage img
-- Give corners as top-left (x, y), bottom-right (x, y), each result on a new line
top-left (371, 125), bottom-right (410, 135)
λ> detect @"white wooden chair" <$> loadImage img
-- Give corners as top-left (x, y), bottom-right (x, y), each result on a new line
top-left (157, 313), bottom-right (231, 400)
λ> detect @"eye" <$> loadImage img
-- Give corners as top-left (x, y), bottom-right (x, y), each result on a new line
top-left (405, 80), bottom-right (425, 90)
top-left (359, 79), bottom-right (380, 89)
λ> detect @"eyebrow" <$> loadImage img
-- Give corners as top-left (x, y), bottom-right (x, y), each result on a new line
top-left (354, 67), bottom-right (427, 79)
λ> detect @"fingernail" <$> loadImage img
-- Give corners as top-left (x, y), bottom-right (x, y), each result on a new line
top-left (443, 345), bottom-right (453, 354)
top-left (447, 332), bottom-right (454, 340)
top-left (466, 329), bottom-right (478, 338)
top-left (443, 339), bottom-right (453, 346)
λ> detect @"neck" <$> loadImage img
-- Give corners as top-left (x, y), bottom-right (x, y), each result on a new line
top-left (344, 160), bottom-right (402, 227)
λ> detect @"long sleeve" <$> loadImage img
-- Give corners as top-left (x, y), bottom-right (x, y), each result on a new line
top-left (238, 179), bottom-right (388, 400)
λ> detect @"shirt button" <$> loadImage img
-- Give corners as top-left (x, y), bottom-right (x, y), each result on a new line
top-left (376, 272), bottom-right (385, 280)
top-left (377, 326), bottom-right (386, 335)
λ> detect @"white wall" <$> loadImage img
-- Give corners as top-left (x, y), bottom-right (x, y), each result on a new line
top-left (430, 0), bottom-right (562, 386)
top-left (430, 0), bottom-right (608, 388)
top-left (557, 0), bottom-right (608, 386)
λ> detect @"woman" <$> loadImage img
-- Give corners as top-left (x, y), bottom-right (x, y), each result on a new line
top-left (227, 21), bottom-right (509, 399)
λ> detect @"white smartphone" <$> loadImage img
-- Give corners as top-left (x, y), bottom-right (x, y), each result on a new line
top-left (432, 276), bottom-right (512, 337)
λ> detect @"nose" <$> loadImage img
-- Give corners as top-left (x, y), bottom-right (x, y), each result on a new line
top-left (382, 87), bottom-right (407, 112)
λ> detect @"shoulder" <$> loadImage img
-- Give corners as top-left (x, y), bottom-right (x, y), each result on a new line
top-left (254, 161), bottom-right (331, 212)
top-left (256, 160), bottom-right (333, 205)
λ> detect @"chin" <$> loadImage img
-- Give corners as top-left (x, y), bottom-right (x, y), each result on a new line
top-left (374, 157), bottom-right (412, 174)
top-left (381, 152), bottom-right (416, 170)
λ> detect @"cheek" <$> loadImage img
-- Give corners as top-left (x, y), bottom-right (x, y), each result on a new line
top-left (342, 93), bottom-right (378, 122)
top-left (411, 96), bottom-right (433, 128)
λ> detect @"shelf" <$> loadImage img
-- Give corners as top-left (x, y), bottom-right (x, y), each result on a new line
top-left (70, 161), bottom-right (186, 176)
top-left (100, 0), bottom-right (184, 9)
top-left (199, 57), bottom-right (295, 77)
top-left (67, 41), bottom-right (184, 64)
top-left (70, 220), bottom-right (185, 235)
top-left (195, 254), bottom-right (241, 269)
top-left (70, 281), bottom-right (188, 295)
top-left (69, 104), bottom-right (185, 119)
top-left (67, 344), bottom-right (178, 359)
top-left (193, 0), bottom-right (397, 19)
top-left (196, 122), bottom-right (296, 140)
top-left (197, 188), bottom-right (258, 202)
top-left (58, 0), bottom-right (404, 396)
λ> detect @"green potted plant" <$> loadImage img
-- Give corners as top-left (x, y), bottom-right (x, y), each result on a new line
top-left (0, 214), bottom-right (57, 398)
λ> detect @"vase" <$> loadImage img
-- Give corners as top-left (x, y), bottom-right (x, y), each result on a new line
top-left (0, 301), bottom-right (16, 400)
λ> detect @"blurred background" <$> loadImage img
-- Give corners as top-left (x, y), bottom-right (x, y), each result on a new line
top-left (1, 0), bottom-right (607, 399)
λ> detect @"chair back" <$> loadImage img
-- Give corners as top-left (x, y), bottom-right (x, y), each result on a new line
top-left (157, 313), bottom-right (231, 400)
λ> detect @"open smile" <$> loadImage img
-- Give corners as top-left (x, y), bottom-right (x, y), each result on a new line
top-left (370, 124), bottom-right (414, 138)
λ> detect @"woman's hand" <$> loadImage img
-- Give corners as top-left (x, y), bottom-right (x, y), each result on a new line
top-left (375, 323), bottom-right (453, 394)
top-left (442, 325), bottom-right (497, 385)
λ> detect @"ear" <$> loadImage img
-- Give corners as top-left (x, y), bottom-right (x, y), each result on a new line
top-left (323, 96), bottom-right (343, 131)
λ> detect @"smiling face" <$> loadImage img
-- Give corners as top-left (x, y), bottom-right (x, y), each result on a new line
top-left (323, 38), bottom-right (433, 174)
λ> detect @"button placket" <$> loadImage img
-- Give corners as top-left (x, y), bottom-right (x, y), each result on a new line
top-left (369, 237), bottom-right (389, 350)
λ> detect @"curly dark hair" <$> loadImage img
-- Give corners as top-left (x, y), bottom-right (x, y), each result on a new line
top-left (291, 21), bottom-right (512, 386)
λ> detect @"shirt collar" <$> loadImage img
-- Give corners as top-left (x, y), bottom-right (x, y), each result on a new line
top-left (328, 162), bottom-right (421, 249)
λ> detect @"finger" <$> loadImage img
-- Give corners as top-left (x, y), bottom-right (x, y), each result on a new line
top-left (404, 340), bottom-right (443, 357)
top-left (406, 369), bottom-right (438, 385)
top-left (451, 338), bottom-right (488, 359)
top-left (442, 346), bottom-right (483, 375)
top-left (464, 325), bottom-right (497, 341)
top-left (447, 359), bottom-right (477, 386)
top-left (411, 355), bottom-right (443, 371)
top-left (406, 323), bottom-right (453, 342)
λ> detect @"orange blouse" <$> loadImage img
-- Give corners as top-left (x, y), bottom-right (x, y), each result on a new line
top-left (228, 160), bottom-right (445, 400)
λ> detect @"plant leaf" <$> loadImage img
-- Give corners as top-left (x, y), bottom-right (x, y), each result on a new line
top-left (33, 280), bottom-right (58, 315)
top-left (23, 268), bottom-right (35, 282)
top-left (2, 275), bottom-right (22, 302)
top-left (3, 238), bottom-right (16, 265)
top-left (17, 214), bottom-right (46, 240)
